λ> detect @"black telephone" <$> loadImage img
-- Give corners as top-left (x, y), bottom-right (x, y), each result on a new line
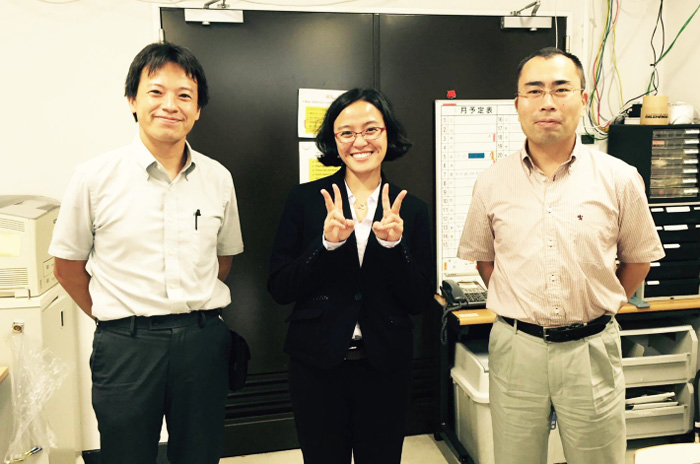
top-left (441, 279), bottom-right (487, 309)
top-left (439, 279), bottom-right (488, 345)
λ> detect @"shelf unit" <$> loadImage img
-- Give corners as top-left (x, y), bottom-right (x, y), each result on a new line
top-left (609, 124), bottom-right (700, 300)
top-left (620, 325), bottom-right (697, 439)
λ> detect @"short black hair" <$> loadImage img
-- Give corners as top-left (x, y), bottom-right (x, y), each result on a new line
top-left (316, 88), bottom-right (412, 167)
top-left (125, 42), bottom-right (209, 121)
top-left (516, 47), bottom-right (586, 92)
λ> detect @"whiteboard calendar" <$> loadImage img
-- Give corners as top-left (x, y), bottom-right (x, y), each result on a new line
top-left (435, 100), bottom-right (526, 285)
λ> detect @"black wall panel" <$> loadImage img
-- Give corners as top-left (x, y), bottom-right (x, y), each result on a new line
top-left (378, 15), bottom-right (567, 225)
top-left (162, 9), bottom-right (375, 375)
top-left (160, 8), bottom-right (565, 456)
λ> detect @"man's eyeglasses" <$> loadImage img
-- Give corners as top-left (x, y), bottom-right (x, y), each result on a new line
top-left (334, 127), bottom-right (386, 143)
top-left (517, 88), bottom-right (583, 100)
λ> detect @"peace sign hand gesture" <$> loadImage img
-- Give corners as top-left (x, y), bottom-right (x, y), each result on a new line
top-left (321, 183), bottom-right (355, 243)
top-left (372, 184), bottom-right (407, 242)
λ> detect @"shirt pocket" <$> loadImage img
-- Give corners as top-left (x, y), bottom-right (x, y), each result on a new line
top-left (570, 202), bottom-right (617, 264)
top-left (191, 209), bottom-right (223, 267)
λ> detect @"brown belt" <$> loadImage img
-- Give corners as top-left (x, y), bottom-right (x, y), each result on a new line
top-left (502, 315), bottom-right (612, 343)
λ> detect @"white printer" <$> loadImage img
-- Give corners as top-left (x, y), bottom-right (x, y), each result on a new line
top-left (0, 196), bottom-right (60, 298)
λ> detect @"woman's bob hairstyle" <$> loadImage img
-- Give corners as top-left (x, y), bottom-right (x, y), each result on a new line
top-left (315, 88), bottom-right (412, 167)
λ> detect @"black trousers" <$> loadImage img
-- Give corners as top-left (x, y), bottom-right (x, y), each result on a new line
top-left (288, 357), bottom-right (412, 464)
top-left (90, 310), bottom-right (231, 464)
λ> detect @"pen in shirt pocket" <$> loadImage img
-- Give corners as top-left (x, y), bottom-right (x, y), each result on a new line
top-left (194, 209), bottom-right (201, 230)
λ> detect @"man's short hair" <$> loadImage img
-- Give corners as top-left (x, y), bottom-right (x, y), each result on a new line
top-left (516, 47), bottom-right (586, 91)
top-left (125, 42), bottom-right (209, 119)
top-left (315, 88), bottom-right (412, 167)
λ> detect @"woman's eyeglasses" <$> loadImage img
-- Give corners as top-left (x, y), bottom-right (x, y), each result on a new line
top-left (334, 126), bottom-right (386, 143)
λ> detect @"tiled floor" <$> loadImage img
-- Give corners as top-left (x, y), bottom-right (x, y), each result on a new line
top-left (219, 433), bottom-right (669, 464)
top-left (219, 434), bottom-right (455, 464)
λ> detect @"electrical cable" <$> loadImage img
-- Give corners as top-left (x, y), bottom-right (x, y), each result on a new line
top-left (594, 0), bottom-right (612, 127)
top-left (647, 0), bottom-right (700, 92)
top-left (598, 0), bottom-right (623, 130)
top-left (586, 0), bottom-right (614, 136)
top-left (588, 0), bottom-right (700, 132)
top-left (658, 1), bottom-right (700, 60)
top-left (584, 0), bottom-right (678, 137)
top-left (611, 0), bottom-right (624, 109)
top-left (554, 0), bottom-right (559, 49)
top-left (646, 0), bottom-right (665, 95)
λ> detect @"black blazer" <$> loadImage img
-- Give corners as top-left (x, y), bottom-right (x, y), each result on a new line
top-left (268, 168), bottom-right (434, 371)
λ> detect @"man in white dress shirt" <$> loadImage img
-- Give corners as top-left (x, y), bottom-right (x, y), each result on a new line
top-left (50, 42), bottom-right (243, 464)
top-left (458, 47), bottom-right (664, 464)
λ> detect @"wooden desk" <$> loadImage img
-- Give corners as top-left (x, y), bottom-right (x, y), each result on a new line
top-left (451, 298), bottom-right (700, 327)
top-left (436, 298), bottom-right (700, 464)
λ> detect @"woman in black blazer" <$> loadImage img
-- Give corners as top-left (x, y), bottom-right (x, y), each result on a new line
top-left (268, 88), bottom-right (434, 464)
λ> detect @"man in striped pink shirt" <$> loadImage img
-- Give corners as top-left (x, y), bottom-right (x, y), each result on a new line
top-left (458, 47), bottom-right (664, 464)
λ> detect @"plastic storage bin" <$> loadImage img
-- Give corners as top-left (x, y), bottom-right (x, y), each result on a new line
top-left (625, 383), bottom-right (693, 439)
top-left (620, 325), bottom-right (698, 387)
top-left (451, 341), bottom-right (566, 464)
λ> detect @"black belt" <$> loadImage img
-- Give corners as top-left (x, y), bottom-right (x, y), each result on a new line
top-left (502, 314), bottom-right (612, 343)
top-left (345, 339), bottom-right (368, 361)
top-left (97, 309), bottom-right (221, 335)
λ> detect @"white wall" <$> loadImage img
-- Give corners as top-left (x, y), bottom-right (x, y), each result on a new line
top-left (585, 0), bottom-right (700, 131)
top-left (658, 1), bottom-right (700, 116)
top-left (2, 0), bottom-right (699, 453)
top-left (1, 0), bottom-right (158, 453)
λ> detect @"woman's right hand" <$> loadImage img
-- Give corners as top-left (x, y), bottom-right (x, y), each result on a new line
top-left (321, 183), bottom-right (354, 243)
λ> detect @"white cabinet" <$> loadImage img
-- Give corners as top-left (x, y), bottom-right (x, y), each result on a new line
top-left (626, 383), bottom-right (693, 439)
top-left (0, 285), bottom-right (81, 464)
top-left (451, 341), bottom-right (566, 464)
top-left (621, 325), bottom-right (697, 439)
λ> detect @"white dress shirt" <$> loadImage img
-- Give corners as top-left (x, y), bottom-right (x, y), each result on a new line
top-left (50, 136), bottom-right (244, 321)
top-left (323, 182), bottom-right (400, 339)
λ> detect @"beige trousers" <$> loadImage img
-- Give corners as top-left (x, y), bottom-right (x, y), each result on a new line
top-left (488, 317), bottom-right (626, 464)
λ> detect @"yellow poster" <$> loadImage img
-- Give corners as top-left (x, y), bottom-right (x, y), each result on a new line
top-left (298, 88), bottom-right (346, 138)
top-left (299, 142), bottom-right (340, 184)
top-left (304, 106), bottom-right (327, 135)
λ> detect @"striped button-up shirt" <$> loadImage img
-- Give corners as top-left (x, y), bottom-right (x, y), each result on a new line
top-left (458, 140), bottom-right (664, 326)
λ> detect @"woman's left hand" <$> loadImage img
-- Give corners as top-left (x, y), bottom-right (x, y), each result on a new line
top-left (373, 184), bottom-right (407, 242)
